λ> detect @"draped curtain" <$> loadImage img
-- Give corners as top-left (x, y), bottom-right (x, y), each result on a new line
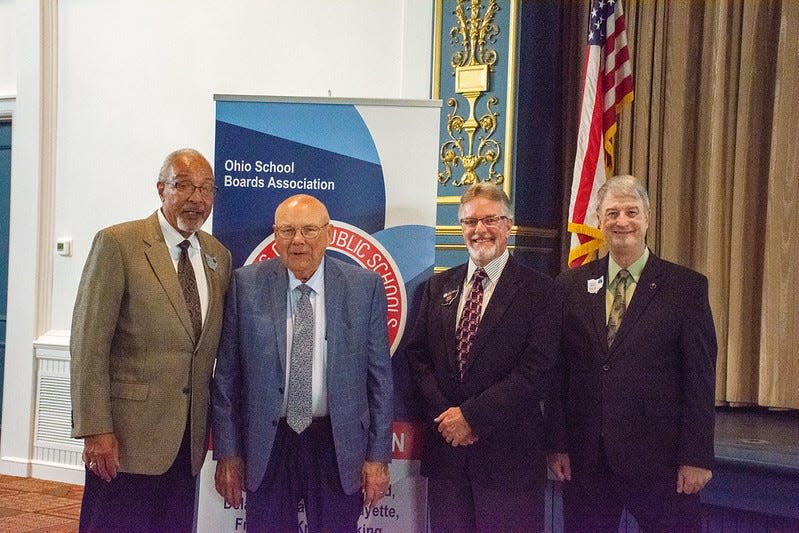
top-left (560, 0), bottom-right (799, 408)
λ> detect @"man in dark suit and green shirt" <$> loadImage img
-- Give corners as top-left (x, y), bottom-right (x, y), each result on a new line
top-left (548, 174), bottom-right (717, 532)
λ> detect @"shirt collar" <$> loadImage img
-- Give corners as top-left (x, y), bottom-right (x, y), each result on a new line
top-left (288, 257), bottom-right (325, 295)
top-left (608, 247), bottom-right (649, 285)
top-left (466, 249), bottom-right (509, 286)
top-left (157, 208), bottom-right (200, 251)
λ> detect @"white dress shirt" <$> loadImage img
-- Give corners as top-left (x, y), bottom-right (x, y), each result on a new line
top-left (456, 249), bottom-right (510, 327)
top-left (158, 208), bottom-right (209, 323)
top-left (283, 258), bottom-right (328, 417)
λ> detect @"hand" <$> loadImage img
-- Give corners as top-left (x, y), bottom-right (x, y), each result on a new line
top-left (434, 407), bottom-right (478, 447)
top-left (361, 461), bottom-right (390, 508)
top-left (547, 452), bottom-right (572, 482)
top-left (677, 465), bottom-right (712, 494)
top-left (215, 457), bottom-right (246, 508)
top-left (83, 432), bottom-right (120, 482)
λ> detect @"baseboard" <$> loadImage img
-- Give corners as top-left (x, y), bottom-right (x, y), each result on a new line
top-left (30, 460), bottom-right (85, 485)
top-left (0, 456), bottom-right (31, 477)
top-left (0, 455), bottom-right (84, 485)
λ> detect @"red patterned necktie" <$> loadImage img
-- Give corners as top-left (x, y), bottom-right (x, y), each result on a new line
top-left (456, 268), bottom-right (487, 380)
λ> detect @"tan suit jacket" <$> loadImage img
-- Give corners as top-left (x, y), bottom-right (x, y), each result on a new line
top-left (70, 211), bottom-right (231, 475)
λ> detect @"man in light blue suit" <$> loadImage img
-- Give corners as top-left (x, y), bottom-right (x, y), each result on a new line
top-left (212, 194), bottom-right (393, 533)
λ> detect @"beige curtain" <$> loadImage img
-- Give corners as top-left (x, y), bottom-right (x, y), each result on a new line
top-left (607, 0), bottom-right (799, 409)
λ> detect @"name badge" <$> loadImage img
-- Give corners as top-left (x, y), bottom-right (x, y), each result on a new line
top-left (442, 288), bottom-right (460, 306)
top-left (587, 276), bottom-right (604, 294)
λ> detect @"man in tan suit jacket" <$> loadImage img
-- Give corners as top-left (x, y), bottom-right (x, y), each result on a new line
top-left (70, 148), bottom-right (231, 533)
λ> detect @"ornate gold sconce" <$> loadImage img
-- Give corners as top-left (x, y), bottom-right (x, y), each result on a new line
top-left (438, 0), bottom-right (504, 187)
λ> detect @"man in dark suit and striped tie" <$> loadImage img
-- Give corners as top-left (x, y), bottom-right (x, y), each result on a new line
top-left (407, 183), bottom-right (559, 532)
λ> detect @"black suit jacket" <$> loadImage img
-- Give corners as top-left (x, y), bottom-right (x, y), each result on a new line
top-left (548, 252), bottom-right (717, 493)
top-left (406, 256), bottom-right (559, 489)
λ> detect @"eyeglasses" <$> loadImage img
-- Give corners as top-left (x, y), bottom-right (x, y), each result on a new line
top-left (166, 181), bottom-right (218, 198)
top-left (459, 215), bottom-right (509, 228)
top-left (274, 223), bottom-right (329, 240)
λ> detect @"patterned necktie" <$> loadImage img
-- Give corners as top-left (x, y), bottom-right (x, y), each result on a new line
top-left (177, 240), bottom-right (202, 343)
top-left (607, 269), bottom-right (630, 346)
top-left (456, 268), bottom-right (487, 379)
top-left (287, 284), bottom-right (314, 433)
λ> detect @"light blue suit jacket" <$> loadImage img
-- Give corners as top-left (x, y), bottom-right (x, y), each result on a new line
top-left (212, 255), bottom-right (393, 494)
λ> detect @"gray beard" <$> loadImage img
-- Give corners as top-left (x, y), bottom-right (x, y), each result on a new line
top-left (177, 216), bottom-right (203, 235)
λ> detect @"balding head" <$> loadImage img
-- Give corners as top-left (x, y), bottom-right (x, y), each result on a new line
top-left (273, 195), bottom-right (331, 281)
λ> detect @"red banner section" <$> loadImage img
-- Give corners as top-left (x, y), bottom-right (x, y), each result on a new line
top-left (391, 421), bottom-right (423, 461)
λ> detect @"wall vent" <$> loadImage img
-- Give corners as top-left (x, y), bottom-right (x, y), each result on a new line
top-left (34, 367), bottom-right (82, 453)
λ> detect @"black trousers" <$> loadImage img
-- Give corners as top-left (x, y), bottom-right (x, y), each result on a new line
top-left (246, 417), bottom-right (363, 533)
top-left (563, 448), bottom-right (702, 533)
top-left (427, 451), bottom-right (546, 533)
top-left (79, 425), bottom-right (196, 533)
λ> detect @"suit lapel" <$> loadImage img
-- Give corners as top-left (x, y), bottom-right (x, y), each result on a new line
top-left (323, 256), bottom-right (343, 363)
top-left (196, 233), bottom-right (220, 347)
top-left (586, 257), bottom-right (611, 357)
top-left (441, 265), bottom-right (466, 375)
top-left (270, 263), bottom-right (289, 376)
top-left (463, 258), bottom-right (519, 375)
top-left (609, 252), bottom-right (663, 353)
top-left (142, 213), bottom-right (195, 343)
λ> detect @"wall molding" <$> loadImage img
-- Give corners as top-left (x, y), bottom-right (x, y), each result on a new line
top-left (0, 96), bottom-right (15, 117)
top-left (36, 0), bottom-right (58, 336)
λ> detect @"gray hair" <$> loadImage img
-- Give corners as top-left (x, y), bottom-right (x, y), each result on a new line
top-left (458, 182), bottom-right (514, 219)
top-left (595, 175), bottom-right (650, 213)
top-left (158, 148), bottom-right (209, 182)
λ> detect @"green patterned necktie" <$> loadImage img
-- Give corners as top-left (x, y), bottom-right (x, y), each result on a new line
top-left (607, 269), bottom-right (630, 347)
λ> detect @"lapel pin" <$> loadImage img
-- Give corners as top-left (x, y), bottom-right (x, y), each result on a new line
top-left (205, 254), bottom-right (218, 271)
top-left (649, 282), bottom-right (657, 290)
top-left (442, 288), bottom-right (459, 306)
top-left (587, 276), bottom-right (604, 294)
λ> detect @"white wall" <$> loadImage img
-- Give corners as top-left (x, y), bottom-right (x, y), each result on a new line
top-left (2, 0), bottom-right (44, 478)
top-left (2, 0), bottom-right (433, 481)
top-left (0, 0), bottom-right (15, 97)
top-left (52, 0), bottom-right (432, 328)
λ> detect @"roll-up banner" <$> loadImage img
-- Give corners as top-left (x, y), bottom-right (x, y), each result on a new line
top-left (197, 95), bottom-right (441, 532)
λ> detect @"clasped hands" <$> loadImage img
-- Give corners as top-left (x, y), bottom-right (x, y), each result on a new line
top-left (434, 407), bottom-right (478, 447)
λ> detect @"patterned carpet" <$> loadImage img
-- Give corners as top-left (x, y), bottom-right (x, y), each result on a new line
top-left (0, 475), bottom-right (82, 533)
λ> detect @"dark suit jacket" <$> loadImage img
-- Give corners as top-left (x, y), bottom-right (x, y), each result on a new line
top-left (70, 211), bottom-right (231, 475)
top-left (211, 255), bottom-right (393, 495)
top-left (548, 252), bottom-right (717, 493)
top-left (406, 256), bottom-right (559, 489)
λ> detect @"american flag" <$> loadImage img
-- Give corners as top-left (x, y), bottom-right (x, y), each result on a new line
top-left (567, 0), bottom-right (634, 268)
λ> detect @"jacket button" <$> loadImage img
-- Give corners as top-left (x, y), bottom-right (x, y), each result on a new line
top-left (278, 387), bottom-right (284, 394)
top-left (272, 420), bottom-right (278, 427)
top-left (602, 364), bottom-right (610, 372)
top-left (182, 387), bottom-right (191, 394)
